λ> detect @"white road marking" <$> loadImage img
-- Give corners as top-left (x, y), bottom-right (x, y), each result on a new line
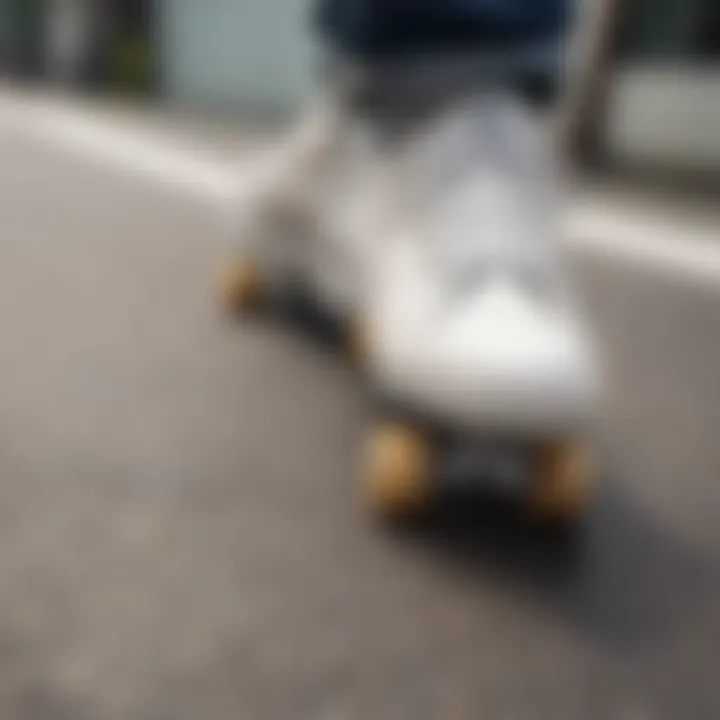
top-left (0, 94), bottom-right (243, 204)
top-left (564, 205), bottom-right (720, 287)
top-left (43, 108), bottom-right (242, 202)
top-left (2, 91), bottom-right (720, 288)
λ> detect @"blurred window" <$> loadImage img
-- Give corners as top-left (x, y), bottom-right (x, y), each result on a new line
top-left (620, 0), bottom-right (720, 61)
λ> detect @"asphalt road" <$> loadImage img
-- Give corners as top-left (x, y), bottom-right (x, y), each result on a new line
top-left (0, 114), bottom-right (719, 720)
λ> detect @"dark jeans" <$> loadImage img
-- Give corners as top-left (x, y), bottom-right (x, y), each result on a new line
top-left (315, 0), bottom-right (572, 59)
top-left (315, 0), bottom-right (573, 103)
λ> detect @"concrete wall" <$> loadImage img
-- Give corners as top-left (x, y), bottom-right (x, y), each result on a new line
top-left (159, 0), bottom-right (316, 116)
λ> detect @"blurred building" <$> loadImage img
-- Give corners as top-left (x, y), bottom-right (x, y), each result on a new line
top-left (0, 0), bottom-right (156, 93)
top-left (0, 0), bottom-right (314, 112)
top-left (577, 0), bottom-right (720, 178)
top-left (0, 0), bottom-right (45, 77)
top-left (159, 0), bottom-right (314, 117)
